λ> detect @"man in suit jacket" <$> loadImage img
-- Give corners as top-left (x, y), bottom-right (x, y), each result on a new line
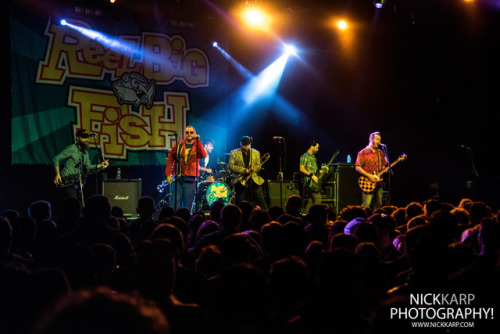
top-left (228, 136), bottom-right (268, 210)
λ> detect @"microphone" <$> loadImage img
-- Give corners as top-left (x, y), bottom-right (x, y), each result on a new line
top-left (194, 135), bottom-right (200, 140)
top-left (379, 143), bottom-right (386, 147)
top-left (273, 136), bottom-right (283, 140)
top-left (91, 132), bottom-right (97, 137)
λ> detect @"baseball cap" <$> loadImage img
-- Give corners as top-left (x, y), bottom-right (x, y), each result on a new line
top-left (241, 136), bottom-right (252, 145)
top-left (76, 129), bottom-right (92, 138)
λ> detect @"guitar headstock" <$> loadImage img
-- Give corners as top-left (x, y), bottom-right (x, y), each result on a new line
top-left (398, 154), bottom-right (407, 161)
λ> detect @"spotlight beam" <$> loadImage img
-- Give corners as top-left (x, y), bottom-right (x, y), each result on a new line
top-left (212, 42), bottom-right (253, 80)
top-left (59, 20), bottom-right (142, 59)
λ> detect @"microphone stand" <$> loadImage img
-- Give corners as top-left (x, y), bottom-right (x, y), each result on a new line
top-left (464, 146), bottom-right (479, 200)
top-left (381, 144), bottom-right (391, 206)
top-left (93, 133), bottom-right (106, 195)
top-left (194, 136), bottom-right (200, 213)
top-left (79, 152), bottom-right (85, 207)
top-left (173, 132), bottom-right (180, 210)
top-left (276, 137), bottom-right (284, 208)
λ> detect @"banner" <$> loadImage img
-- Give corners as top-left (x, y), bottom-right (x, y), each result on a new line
top-left (11, 1), bottom-right (229, 165)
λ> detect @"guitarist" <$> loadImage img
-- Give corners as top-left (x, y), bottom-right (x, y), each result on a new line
top-left (355, 131), bottom-right (388, 209)
top-left (228, 136), bottom-right (268, 210)
top-left (53, 129), bottom-right (109, 201)
top-left (300, 140), bottom-right (327, 214)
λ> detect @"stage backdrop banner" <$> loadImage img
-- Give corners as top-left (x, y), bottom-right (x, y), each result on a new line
top-left (10, 0), bottom-right (229, 165)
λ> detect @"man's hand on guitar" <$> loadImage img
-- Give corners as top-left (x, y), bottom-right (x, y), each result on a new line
top-left (166, 176), bottom-right (174, 184)
top-left (311, 175), bottom-right (319, 183)
top-left (368, 174), bottom-right (380, 183)
top-left (98, 159), bottom-right (109, 169)
top-left (54, 175), bottom-right (62, 185)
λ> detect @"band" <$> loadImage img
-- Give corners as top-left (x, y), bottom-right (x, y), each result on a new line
top-left (54, 128), bottom-right (403, 214)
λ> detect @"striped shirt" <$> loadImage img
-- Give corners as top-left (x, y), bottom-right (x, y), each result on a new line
top-left (53, 144), bottom-right (97, 178)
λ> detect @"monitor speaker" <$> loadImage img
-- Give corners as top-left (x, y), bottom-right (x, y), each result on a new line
top-left (268, 181), bottom-right (299, 208)
top-left (102, 179), bottom-right (142, 217)
top-left (333, 163), bottom-right (360, 213)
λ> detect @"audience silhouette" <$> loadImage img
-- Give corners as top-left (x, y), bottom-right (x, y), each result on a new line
top-left (1, 194), bottom-right (500, 334)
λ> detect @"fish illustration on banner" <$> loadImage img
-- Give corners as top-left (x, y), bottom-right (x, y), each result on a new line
top-left (113, 72), bottom-right (155, 109)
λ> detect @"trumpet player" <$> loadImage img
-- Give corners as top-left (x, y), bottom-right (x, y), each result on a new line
top-left (228, 136), bottom-right (268, 210)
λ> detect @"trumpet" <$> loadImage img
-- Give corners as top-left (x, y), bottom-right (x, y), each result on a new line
top-left (240, 153), bottom-right (270, 187)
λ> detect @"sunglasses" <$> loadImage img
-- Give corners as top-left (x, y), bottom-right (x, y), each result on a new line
top-left (185, 131), bottom-right (194, 134)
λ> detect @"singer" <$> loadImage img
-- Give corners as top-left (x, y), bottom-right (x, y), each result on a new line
top-left (355, 131), bottom-right (388, 209)
top-left (165, 125), bottom-right (207, 212)
top-left (53, 129), bottom-right (109, 201)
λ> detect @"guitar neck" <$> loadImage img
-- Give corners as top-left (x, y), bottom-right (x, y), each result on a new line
top-left (377, 158), bottom-right (402, 177)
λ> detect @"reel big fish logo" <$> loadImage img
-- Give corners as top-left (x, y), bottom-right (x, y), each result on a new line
top-left (113, 72), bottom-right (155, 110)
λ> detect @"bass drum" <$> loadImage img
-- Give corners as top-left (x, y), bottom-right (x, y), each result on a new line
top-left (206, 182), bottom-right (231, 206)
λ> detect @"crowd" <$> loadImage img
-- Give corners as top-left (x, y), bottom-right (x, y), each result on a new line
top-left (1, 194), bottom-right (500, 334)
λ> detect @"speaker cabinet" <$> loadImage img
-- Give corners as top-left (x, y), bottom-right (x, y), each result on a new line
top-left (333, 163), bottom-right (360, 213)
top-left (102, 179), bottom-right (142, 217)
top-left (267, 181), bottom-right (299, 208)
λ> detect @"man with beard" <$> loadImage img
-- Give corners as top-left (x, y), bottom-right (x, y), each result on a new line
top-left (300, 140), bottom-right (322, 214)
top-left (355, 131), bottom-right (388, 209)
top-left (228, 136), bottom-right (268, 210)
top-left (165, 125), bottom-right (207, 212)
top-left (54, 129), bottom-right (109, 201)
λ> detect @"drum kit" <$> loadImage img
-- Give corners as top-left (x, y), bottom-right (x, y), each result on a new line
top-left (195, 161), bottom-right (232, 210)
top-left (156, 159), bottom-right (233, 211)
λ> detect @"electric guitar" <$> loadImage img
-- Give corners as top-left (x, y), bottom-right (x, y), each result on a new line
top-left (358, 154), bottom-right (407, 193)
top-left (307, 150), bottom-right (340, 193)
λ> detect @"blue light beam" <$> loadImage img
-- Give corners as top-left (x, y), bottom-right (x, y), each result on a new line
top-left (213, 42), bottom-right (253, 80)
top-left (242, 53), bottom-right (289, 106)
top-left (61, 20), bottom-right (142, 59)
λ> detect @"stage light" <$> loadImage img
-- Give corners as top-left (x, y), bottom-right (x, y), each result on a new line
top-left (336, 20), bottom-right (348, 31)
top-left (243, 8), bottom-right (264, 25)
top-left (240, 4), bottom-right (271, 30)
top-left (373, 0), bottom-right (384, 9)
top-left (284, 44), bottom-right (297, 56)
top-left (60, 19), bottom-right (67, 26)
top-left (213, 41), bottom-right (218, 47)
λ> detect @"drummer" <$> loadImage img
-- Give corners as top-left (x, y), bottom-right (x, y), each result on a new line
top-left (199, 139), bottom-right (215, 182)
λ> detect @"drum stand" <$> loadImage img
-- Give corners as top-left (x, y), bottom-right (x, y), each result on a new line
top-left (156, 193), bottom-right (171, 210)
top-left (194, 183), bottom-right (205, 212)
top-left (155, 180), bottom-right (173, 210)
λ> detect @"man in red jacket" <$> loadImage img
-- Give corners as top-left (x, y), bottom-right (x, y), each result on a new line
top-left (165, 125), bottom-right (207, 212)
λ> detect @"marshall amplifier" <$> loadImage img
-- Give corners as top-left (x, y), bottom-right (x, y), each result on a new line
top-left (102, 179), bottom-right (142, 218)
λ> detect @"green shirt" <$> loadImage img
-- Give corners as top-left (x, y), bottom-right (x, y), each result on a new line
top-left (300, 151), bottom-right (318, 180)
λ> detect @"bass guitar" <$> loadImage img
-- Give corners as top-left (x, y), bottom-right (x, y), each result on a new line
top-left (358, 154), bottom-right (407, 193)
top-left (307, 150), bottom-right (340, 193)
